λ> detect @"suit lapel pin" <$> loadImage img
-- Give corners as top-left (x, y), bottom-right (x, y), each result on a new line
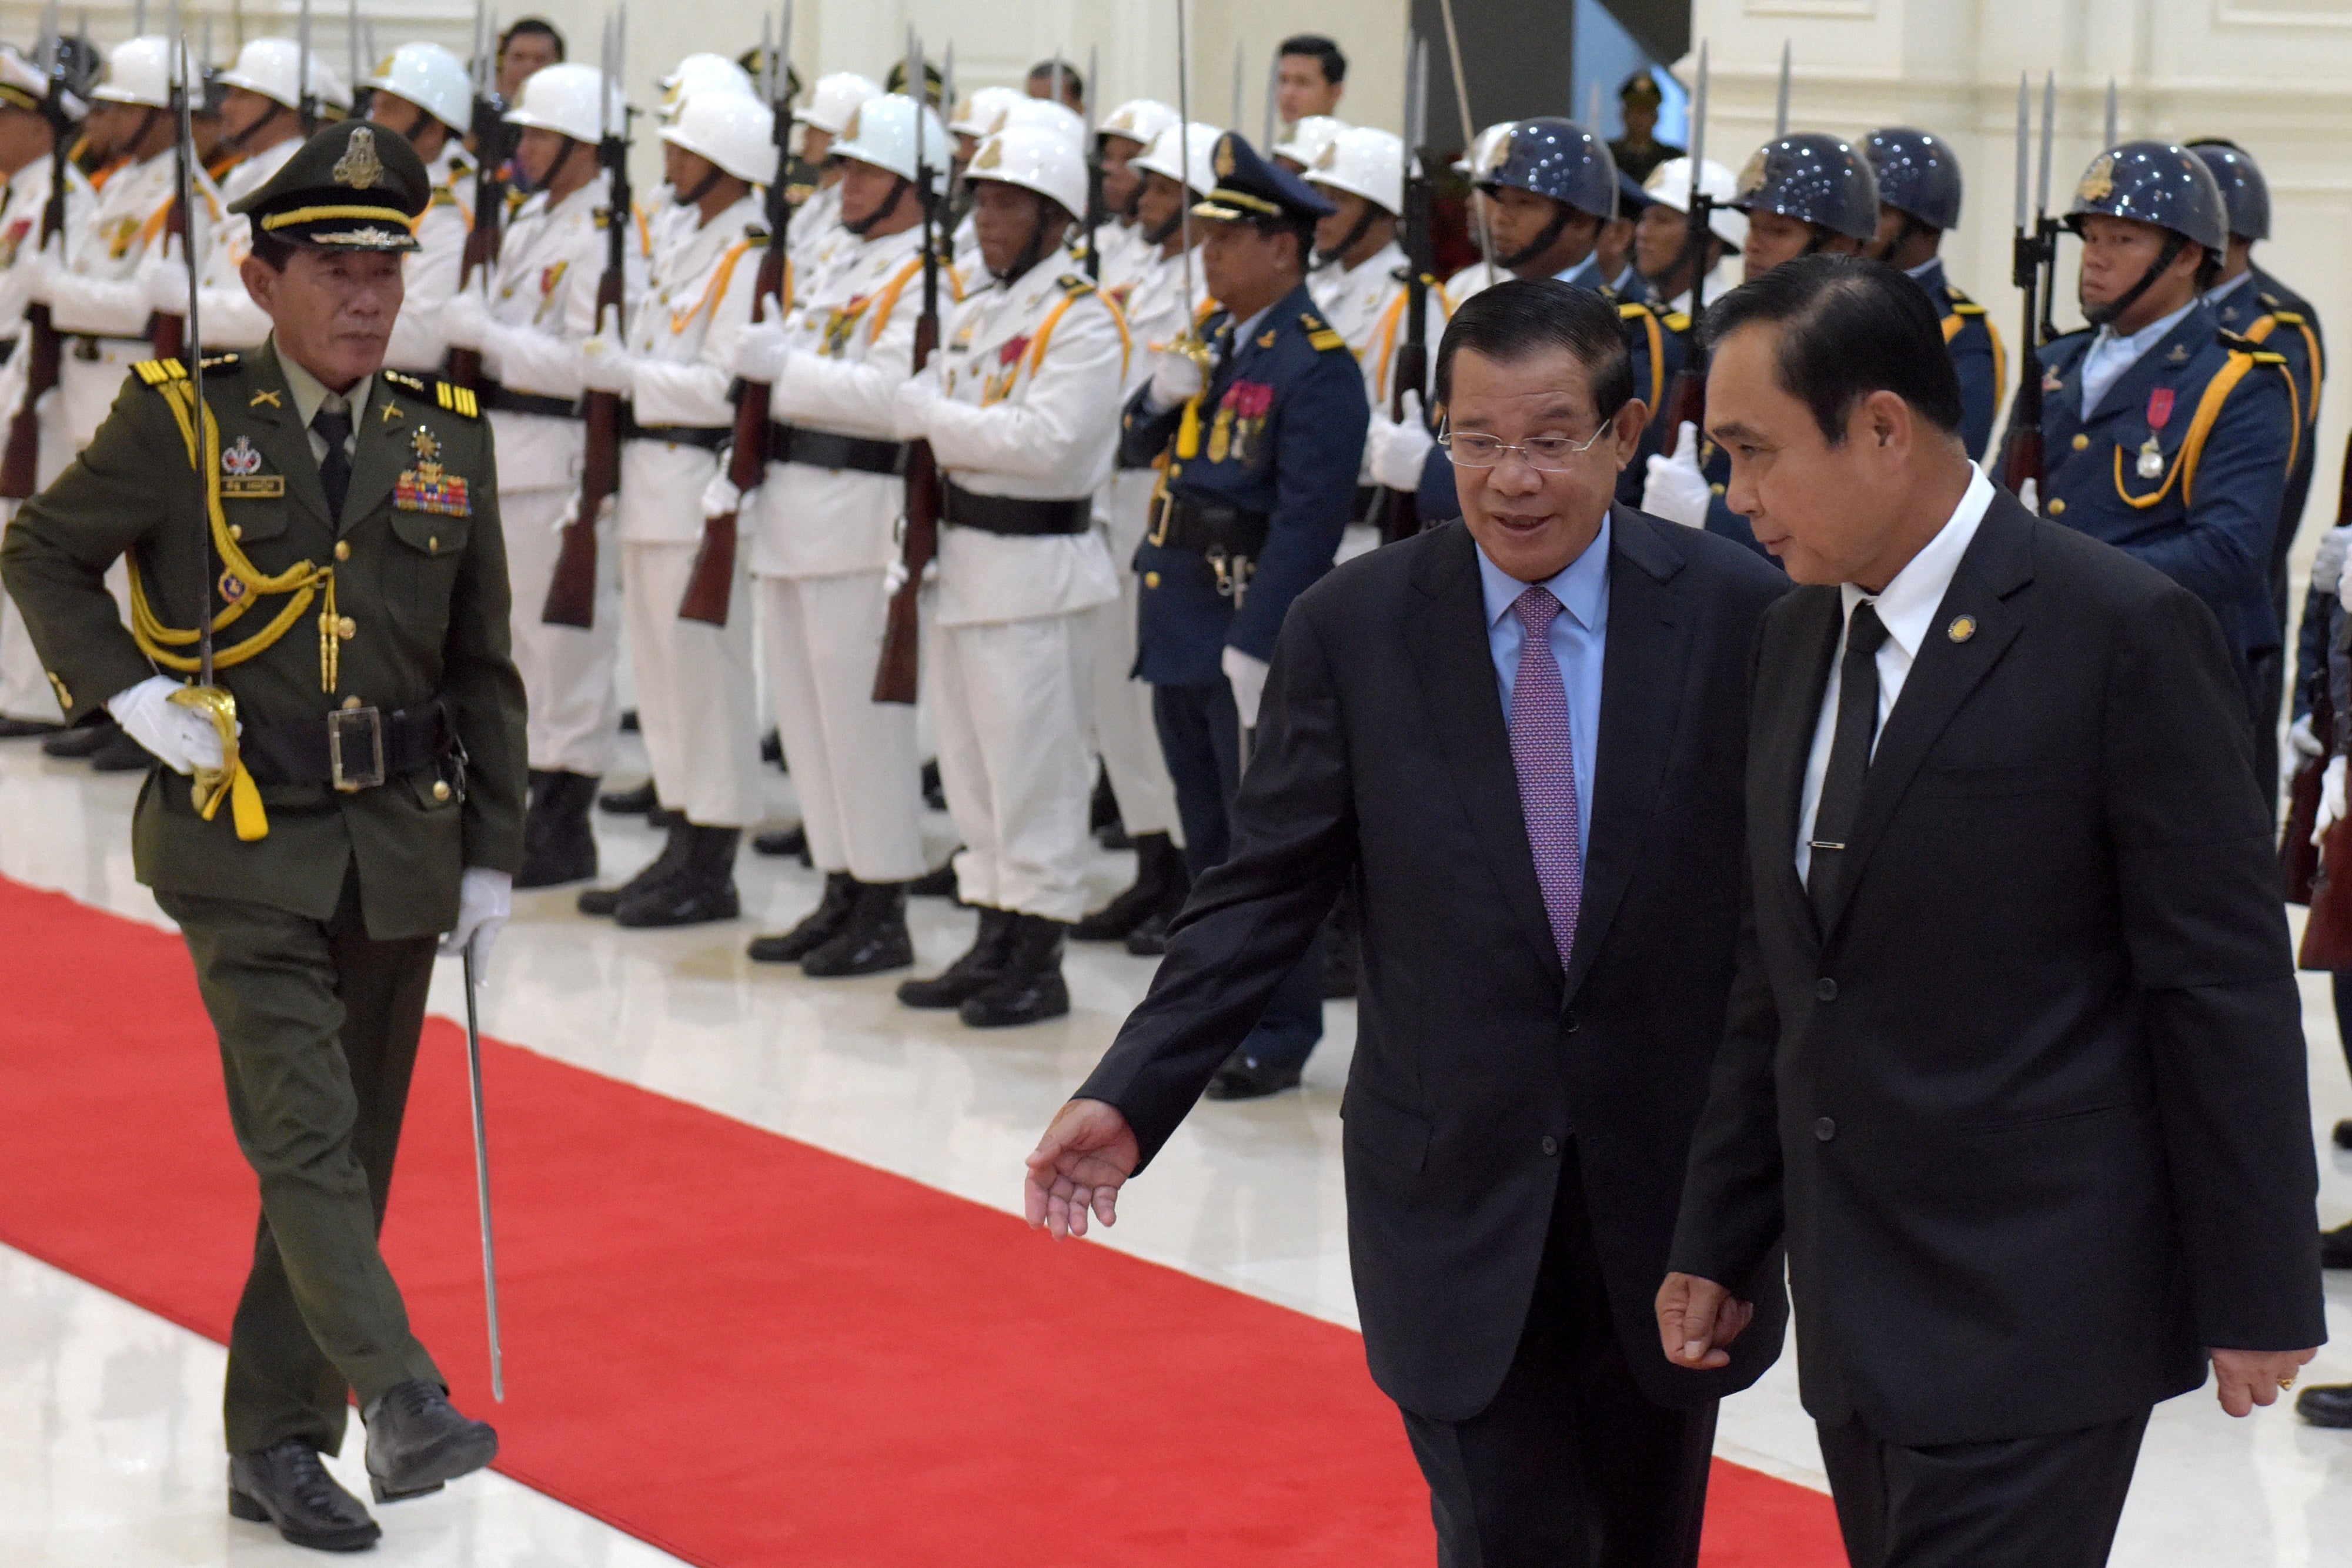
top-left (1947, 615), bottom-right (1976, 644)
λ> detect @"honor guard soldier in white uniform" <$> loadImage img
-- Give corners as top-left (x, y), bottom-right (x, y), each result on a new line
top-left (1069, 118), bottom-right (1214, 948)
top-left (0, 44), bottom-right (91, 737)
top-left (646, 54), bottom-right (757, 266)
top-left (1091, 98), bottom-right (1178, 286)
top-left (440, 62), bottom-right (646, 887)
top-left (787, 71), bottom-right (881, 283)
top-left (730, 93), bottom-right (953, 975)
top-left (890, 119), bottom-right (1128, 1027)
top-left (946, 88), bottom-right (1024, 276)
top-left (567, 91), bottom-right (772, 928)
top-left (365, 44), bottom-right (478, 376)
top-left (948, 98), bottom-right (1085, 282)
top-left (183, 40), bottom-right (351, 352)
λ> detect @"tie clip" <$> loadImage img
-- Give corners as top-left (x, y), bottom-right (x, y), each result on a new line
top-left (1808, 841), bottom-right (1845, 851)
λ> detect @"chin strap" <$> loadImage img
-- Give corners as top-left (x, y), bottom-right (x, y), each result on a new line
top-left (1143, 209), bottom-right (1182, 246)
top-left (2083, 232), bottom-right (2189, 329)
top-left (990, 207), bottom-right (1055, 283)
top-left (843, 175), bottom-right (911, 236)
top-left (673, 163), bottom-right (725, 208)
top-left (1496, 199), bottom-right (1578, 275)
top-left (211, 102), bottom-right (290, 162)
top-left (1312, 202), bottom-right (1380, 272)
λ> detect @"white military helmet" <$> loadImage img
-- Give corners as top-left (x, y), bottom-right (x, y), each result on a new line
top-left (1451, 121), bottom-right (1515, 176)
top-left (1643, 156), bottom-right (1748, 252)
top-left (1305, 124), bottom-right (1402, 215)
top-left (948, 84), bottom-right (1023, 139)
top-left (215, 37), bottom-right (352, 114)
top-left (828, 93), bottom-right (950, 195)
top-left (1271, 113), bottom-right (1346, 169)
top-left (996, 95), bottom-right (1086, 153)
top-left (1131, 120), bottom-right (1221, 197)
top-left (661, 91), bottom-right (776, 185)
top-left (92, 36), bottom-right (196, 111)
top-left (657, 53), bottom-right (755, 123)
top-left (0, 44), bottom-right (85, 121)
top-left (967, 122), bottom-right (1087, 217)
top-left (366, 42), bottom-right (469, 131)
top-left (801, 71), bottom-right (880, 136)
top-left (1097, 98), bottom-right (1177, 150)
top-left (504, 63), bottom-right (626, 145)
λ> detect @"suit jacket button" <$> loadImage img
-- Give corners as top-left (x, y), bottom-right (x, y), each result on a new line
top-left (334, 540), bottom-right (350, 560)
top-left (2071, 433), bottom-right (2090, 451)
top-left (1814, 1116), bottom-right (1836, 1142)
top-left (1144, 571), bottom-right (1160, 587)
top-left (2048, 498), bottom-right (2066, 516)
top-left (1540, 1135), bottom-right (1559, 1157)
top-left (431, 780), bottom-right (452, 802)
top-left (1562, 1009), bottom-right (1580, 1033)
top-left (1815, 977), bottom-right (1838, 1002)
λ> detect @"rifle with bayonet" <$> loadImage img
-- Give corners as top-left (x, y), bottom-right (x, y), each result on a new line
top-left (679, 0), bottom-right (791, 628)
top-left (1079, 44), bottom-right (1101, 281)
top-left (1, 2), bottom-right (72, 500)
top-left (1658, 41), bottom-right (1712, 443)
top-left (541, 6), bottom-right (626, 630)
top-left (1998, 71), bottom-right (2054, 500)
top-left (1377, 31), bottom-right (1431, 546)
top-left (447, 0), bottom-right (504, 390)
top-left (871, 26), bottom-right (940, 706)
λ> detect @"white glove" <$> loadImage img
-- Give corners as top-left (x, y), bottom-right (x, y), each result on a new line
top-left (577, 330), bottom-right (636, 395)
top-left (140, 251), bottom-right (192, 319)
top-left (2317, 755), bottom-right (2349, 848)
top-left (702, 469), bottom-right (744, 520)
top-left (880, 551), bottom-right (937, 601)
top-left (1147, 347), bottom-right (1204, 412)
top-left (891, 375), bottom-right (943, 440)
top-left (442, 286), bottom-right (492, 352)
top-left (22, 243), bottom-right (60, 308)
top-left (2017, 477), bottom-right (2039, 514)
top-left (2312, 524), bottom-right (2352, 597)
top-left (732, 317), bottom-right (789, 384)
top-left (2292, 713), bottom-right (2326, 761)
top-left (105, 674), bottom-right (226, 774)
top-left (1639, 421), bottom-right (1712, 529)
top-left (1222, 645), bottom-right (1270, 731)
top-left (1367, 390), bottom-right (1435, 492)
top-left (438, 867), bottom-right (513, 976)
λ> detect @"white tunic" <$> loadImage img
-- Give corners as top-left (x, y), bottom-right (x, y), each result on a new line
top-left (192, 135), bottom-right (300, 351)
top-left (1314, 239), bottom-right (1449, 409)
top-left (385, 143), bottom-right (478, 375)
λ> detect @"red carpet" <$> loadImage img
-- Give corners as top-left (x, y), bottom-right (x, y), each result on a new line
top-left (0, 877), bottom-right (1844, 1566)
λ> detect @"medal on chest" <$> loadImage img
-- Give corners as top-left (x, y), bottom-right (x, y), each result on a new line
top-left (2139, 387), bottom-right (2174, 481)
top-left (394, 425), bottom-right (470, 518)
top-left (822, 294), bottom-right (871, 356)
top-left (982, 334), bottom-right (1032, 405)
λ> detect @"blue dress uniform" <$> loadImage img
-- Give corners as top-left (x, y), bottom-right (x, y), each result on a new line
top-left (1865, 129), bottom-right (2004, 460)
top-left (1914, 259), bottom-right (2003, 460)
top-left (1126, 136), bottom-right (1369, 1084)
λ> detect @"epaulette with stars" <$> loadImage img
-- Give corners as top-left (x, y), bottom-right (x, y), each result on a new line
top-left (383, 367), bottom-right (481, 419)
top-left (1301, 311), bottom-right (1346, 352)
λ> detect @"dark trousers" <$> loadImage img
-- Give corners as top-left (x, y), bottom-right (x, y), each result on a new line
top-left (1399, 1154), bottom-right (1717, 1568)
top-left (1816, 1406), bottom-right (2149, 1568)
top-left (2246, 648), bottom-right (2283, 825)
top-left (1151, 678), bottom-right (1324, 1071)
top-left (158, 871), bottom-right (445, 1456)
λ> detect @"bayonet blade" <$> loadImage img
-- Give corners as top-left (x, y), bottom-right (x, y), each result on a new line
top-left (2103, 76), bottom-right (2117, 147)
top-left (2013, 73), bottom-right (2027, 232)
top-left (2036, 71), bottom-right (2054, 219)
top-left (1773, 39), bottom-right (1790, 138)
top-left (1230, 37), bottom-right (1242, 130)
top-left (1688, 41), bottom-right (1706, 173)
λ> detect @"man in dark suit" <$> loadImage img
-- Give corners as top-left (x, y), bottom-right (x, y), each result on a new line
top-left (1024, 279), bottom-right (1792, 1566)
top-left (1659, 256), bottom-right (2324, 1568)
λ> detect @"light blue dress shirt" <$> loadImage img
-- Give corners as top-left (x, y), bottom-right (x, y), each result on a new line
top-left (2078, 297), bottom-right (2197, 418)
top-left (1476, 518), bottom-right (1610, 866)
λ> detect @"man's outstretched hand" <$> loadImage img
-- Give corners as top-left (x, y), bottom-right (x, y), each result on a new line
top-left (1656, 1272), bottom-right (1755, 1370)
top-left (1025, 1098), bottom-right (1141, 1239)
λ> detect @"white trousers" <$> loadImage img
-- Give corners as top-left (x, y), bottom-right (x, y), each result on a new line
top-left (503, 488), bottom-right (620, 777)
top-left (931, 610), bottom-right (1094, 922)
top-left (1085, 576), bottom-right (1181, 841)
top-left (621, 540), bottom-right (763, 828)
top-left (759, 571), bottom-right (926, 884)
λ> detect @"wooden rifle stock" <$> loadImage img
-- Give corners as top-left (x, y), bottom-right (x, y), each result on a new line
top-left (1375, 136), bottom-right (1435, 546)
top-left (146, 187), bottom-right (188, 362)
top-left (447, 110), bottom-right (506, 390)
top-left (0, 135), bottom-right (68, 500)
top-left (1997, 222), bottom-right (2049, 499)
top-left (678, 246), bottom-right (787, 627)
top-left (873, 308), bottom-right (938, 705)
top-left (542, 266), bottom-right (623, 629)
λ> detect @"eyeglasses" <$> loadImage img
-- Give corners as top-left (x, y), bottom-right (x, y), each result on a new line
top-left (1438, 425), bottom-right (1611, 472)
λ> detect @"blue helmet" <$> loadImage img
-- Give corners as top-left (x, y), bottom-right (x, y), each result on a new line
top-left (1865, 127), bottom-right (1962, 231)
top-left (2186, 139), bottom-right (2270, 242)
top-left (1475, 116), bottom-right (1618, 222)
top-left (1732, 133), bottom-right (1879, 242)
top-left (2065, 141), bottom-right (2229, 254)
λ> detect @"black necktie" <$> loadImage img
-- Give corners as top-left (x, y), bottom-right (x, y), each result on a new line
top-left (1807, 600), bottom-right (1891, 927)
top-left (313, 401), bottom-right (353, 519)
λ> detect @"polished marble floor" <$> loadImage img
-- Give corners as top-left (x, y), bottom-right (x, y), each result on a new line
top-left (4, 734), bottom-right (2351, 1564)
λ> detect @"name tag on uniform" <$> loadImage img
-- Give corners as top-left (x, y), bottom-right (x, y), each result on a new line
top-left (220, 434), bottom-right (285, 499)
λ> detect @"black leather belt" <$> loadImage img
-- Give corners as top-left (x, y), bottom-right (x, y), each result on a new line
top-left (1148, 491), bottom-right (1271, 559)
top-left (622, 414), bottom-right (730, 451)
top-left (241, 699), bottom-right (460, 792)
top-left (773, 422), bottom-right (908, 476)
top-left (941, 480), bottom-right (1092, 536)
top-left (480, 383), bottom-right (581, 420)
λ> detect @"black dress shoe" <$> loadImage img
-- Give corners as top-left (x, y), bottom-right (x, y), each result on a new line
top-left (228, 1438), bottom-right (381, 1552)
top-left (42, 719), bottom-right (116, 757)
top-left (958, 914), bottom-right (1070, 1027)
top-left (580, 819), bottom-right (694, 916)
top-left (2322, 1221), bottom-right (2352, 1270)
top-left (898, 907), bottom-right (1017, 1008)
top-left (516, 771), bottom-right (600, 888)
top-left (362, 1380), bottom-right (498, 1503)
top-left (598, 779), bottom-right (658, 815)
top-left (803, 882), bottom-right (915, 976)
top-left (1073, 833), bottom-right (1189, 941)
top-left (1204, 1049), bottom-right (1304, 1101)
top-left (0, 715), bottom-right (63, 738)
top-left (615, 827), bottom-right (741, 927)
top-left (752, 824), bottom-right (808, 859)
top-left (2298, 1384), bottom-right (2352, 1427)
top-left (749, 870), bottom-right (857, 962)
top-left (1124, 906), bottom-right (1173, 956)
top-left (89, 729), bottom-right (159, 772)
top-left (2334, 1119), bottom-right (2352, 1152)
top-left (908, 859), bottom-right (961, 900)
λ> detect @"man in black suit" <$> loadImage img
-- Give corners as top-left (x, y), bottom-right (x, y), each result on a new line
top-left (1658, 256), bottom-right (2325, 1567)
top-left (1024, 280), bottom-right (1792, 1566)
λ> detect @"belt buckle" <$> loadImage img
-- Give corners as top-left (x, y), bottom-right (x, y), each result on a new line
top-left (1206, 544), bottom-right (1234, 599)
top-left (328, 706), bottom-right (386, 791)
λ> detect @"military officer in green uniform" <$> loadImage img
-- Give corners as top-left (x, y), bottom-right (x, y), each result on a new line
top-left (0, 118), bottom-right (526, 1554)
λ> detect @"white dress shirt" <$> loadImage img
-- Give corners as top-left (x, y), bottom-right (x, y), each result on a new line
top-left (1796, 464), bottom-right (1996, 881)
top-left (2077, 297), bottom-right (2196, 419)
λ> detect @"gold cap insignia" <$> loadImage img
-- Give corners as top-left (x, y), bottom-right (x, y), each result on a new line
top-left (973, 137), bottom-right (1003, 171)
top-left (2076, 153), bottom-right (2114, 205)
top-left (332, 125), bottom-right (386, 189)
top-left (1736, 146), bottom-right (1769, 196)
top-left (1214, 135), bottom-right (1237, 179)
top-left (840, 105), bottom-right (861, 144)
top-left (1947, 615), bottom-right (1977, 643)
top-left (1312, 139), bottom-right (1338, 170)
top-left (1482, 132), bottom-right (1514, 176)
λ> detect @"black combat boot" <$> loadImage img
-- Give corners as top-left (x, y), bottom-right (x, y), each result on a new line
top-left (1072, 832), bottom-right (1189, 941)
top-left (802, 881), bottom-right (915, 976)
top-left (959, 912), bottom-right (1071, 1027)
top-left (598, 779), bottom-right (657, 814)
top-left (748, 871), bottom-right (857, 962)
top-left (897, 906), bottom-right (1017, 1008)
top-left (578, 817), bottom-right (693, 915)
top-left (228, 1438), bottom-right (380, 1552)
top-left (615, 825), bottom-right (741, 927)
top-left (361, 1380), bottom-right (498, 1503)
top-left (751, 823), bottom-right (809, 859)
top-left (514, 771), bottom-right (600, 888)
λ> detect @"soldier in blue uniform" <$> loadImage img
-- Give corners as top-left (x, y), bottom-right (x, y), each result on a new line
top-left (1124, 132), bottom-right (1367, 1099)
top-left (1639, 132), bottom-right (1880, 554)
top-left (2037, 141), bottom-right (2298, 793)
top-left (1864, 126), bottom-right (2004, 459)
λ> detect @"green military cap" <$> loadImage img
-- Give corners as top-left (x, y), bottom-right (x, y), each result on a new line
top-left (226, 118), bottom-right (429, 252)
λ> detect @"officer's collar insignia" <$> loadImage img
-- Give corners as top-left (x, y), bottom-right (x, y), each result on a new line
top-left (2076, 154), bottom-right (2114, 204)
top-left (1257, 330), bottom-right (1277, 348)
top-left (221, 436), bottom-right (263, 476)
top-left (2043, 368), bottom-right (2063, 393)
top-left (2167, 342), bottom-right (2190, 363)
top-left (248, 388), bottom-right (281, 408)
top-left (333, 126), bottom-right (386, 190)
top-left (1214, 136), bottom-right (1237, 179)
top-left (379, 399), bottom-right (403, 424)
